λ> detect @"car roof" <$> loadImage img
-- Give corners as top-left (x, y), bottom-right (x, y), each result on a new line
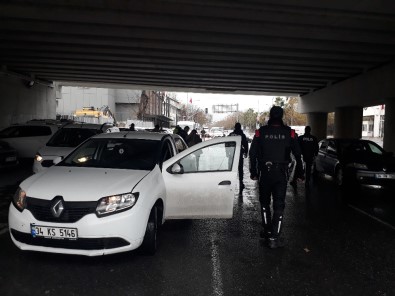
top-left (323, 138), bottom-right (374, 143)
top-left (60, 122), bottom-right (113, 130)
top-left (92, 131), bottom-right (172, 141)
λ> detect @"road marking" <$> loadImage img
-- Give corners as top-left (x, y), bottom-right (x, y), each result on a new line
top-left (210, 234), bottom-right (224, 296)
top-left (348, 205), bottom-right (395, 231)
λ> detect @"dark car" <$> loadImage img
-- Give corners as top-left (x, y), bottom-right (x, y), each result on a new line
top-left (0, 140), bottom-right (18, 168)
top-left (314, 138), bottom-right (395, 189)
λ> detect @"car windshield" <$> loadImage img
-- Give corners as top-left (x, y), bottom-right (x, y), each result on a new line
top-left (338, 140), bottom-right (384, 156)
top-left (59, 138), bottom-right (158, 170)
top-left (47, 128), bottom-right (98, 147)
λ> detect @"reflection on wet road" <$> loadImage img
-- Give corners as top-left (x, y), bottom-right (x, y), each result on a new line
top-left (0, 162), bottom-right (394, 296)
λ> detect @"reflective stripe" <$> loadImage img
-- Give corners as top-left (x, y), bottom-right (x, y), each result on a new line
top-left (262, 207), bottom-right (267, 224)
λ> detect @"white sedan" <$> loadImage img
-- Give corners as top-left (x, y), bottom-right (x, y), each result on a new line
top-left (9, 132), bottom-right (240, 256)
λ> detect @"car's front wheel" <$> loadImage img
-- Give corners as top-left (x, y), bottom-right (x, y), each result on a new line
top-left (335, 167), bottom-right (344, 186)
top-left (141, 206), bottom-right (158, 255)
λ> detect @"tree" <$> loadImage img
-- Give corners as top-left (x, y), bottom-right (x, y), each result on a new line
top-left (179, 104), bottom-right (211, 127)
top-left (283, 97), bottom-right (307, 126)
top-left (240, 108), bottom-right (258, 131)
top-left (214, 113), bottom-right (239, 130)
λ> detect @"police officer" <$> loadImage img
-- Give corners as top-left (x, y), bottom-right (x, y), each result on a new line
top-left (249, 106), bottom-right (304, 249)
top-left (229, 122), bottom-right (249, 190)
top-left (298, 126), bottom-right (319, 185)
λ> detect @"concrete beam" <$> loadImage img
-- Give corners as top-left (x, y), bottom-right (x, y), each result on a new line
top-left (383, 98), bottom-right (395, 153)
top-left (307, 112), bottom-right (327, 141)
top-left (334, 106), bottom-right (362, 138)
top-left (0, 75), bottom-right (56, 129)
top-left (299, 61), bottom-right (395, 113)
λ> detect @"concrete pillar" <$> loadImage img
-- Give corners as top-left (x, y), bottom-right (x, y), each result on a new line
top-left (383, 98), bottom-right (395, 153)
top-left (334, 106), bottom-right (363, 138)
top-left (307, 112), bottom-right (327, 141)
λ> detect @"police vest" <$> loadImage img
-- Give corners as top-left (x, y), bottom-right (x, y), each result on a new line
top-left (255, 125), bottom-right (296, 164)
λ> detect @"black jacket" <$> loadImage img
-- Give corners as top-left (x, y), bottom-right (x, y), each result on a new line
top-left (249, 123), bottom-right (303, 178)
top-left (229, 129), bottom-right (249, 156)
top-left (298, 133), bottom-right (319, 162)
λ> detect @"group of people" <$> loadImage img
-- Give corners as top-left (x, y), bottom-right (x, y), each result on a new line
top-left (247, 106), bottom-right (319, 249)
top-left (130, 108), bottom-right (318, 250)
top-left (173, 125), bottom-right (202, 147)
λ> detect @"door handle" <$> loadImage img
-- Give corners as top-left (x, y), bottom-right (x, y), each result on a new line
top-left (218, 180), bottom-right (231, 185)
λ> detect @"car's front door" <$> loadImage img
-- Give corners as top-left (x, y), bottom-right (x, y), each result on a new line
top-left (163, 137), bottom-right (241, 219)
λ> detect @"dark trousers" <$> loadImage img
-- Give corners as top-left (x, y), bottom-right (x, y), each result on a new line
top-left (304, 160), bottom-right (313, 182)
top-left (238, 156), bottom-right (244, 183)
top-left (258, 165), bottom-right (288, 238)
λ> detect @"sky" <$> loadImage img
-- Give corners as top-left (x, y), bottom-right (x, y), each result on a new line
top-left (174, 92), bottom-right (276, 113)
top-left (172, 92), bottom-right (278, 122)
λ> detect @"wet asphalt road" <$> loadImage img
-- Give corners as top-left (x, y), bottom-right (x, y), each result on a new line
top-left (0, 162), bottom-right (395, 296)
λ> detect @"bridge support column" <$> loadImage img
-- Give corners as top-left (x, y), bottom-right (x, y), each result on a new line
top-left (307, 112), bottom-right (327, 141)
top-left (334, 106), bottom-right (362, 138)
top-left (383, 99), bottom-right (395, 153)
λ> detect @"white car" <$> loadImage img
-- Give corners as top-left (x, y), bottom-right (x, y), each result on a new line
top-left (0, 121), bottom-right (60, 159)
top-left (33, 123), bottom-right (119, 173)
top-left (9, 132), bottom-right (240, 256)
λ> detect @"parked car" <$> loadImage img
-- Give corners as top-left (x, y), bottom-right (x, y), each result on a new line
top-left (0, 121), bottom-right (61, 159)
top-left (33, 123), bottom-right (119, 173)
top-left (314, 138), bottom-right (395, 189)
top-left (0, 140), bottom-right (18, 169)
top-left (9, 132), bottom-right (241, 256)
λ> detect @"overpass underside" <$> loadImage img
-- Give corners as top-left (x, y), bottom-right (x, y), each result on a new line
top-left (0, 0), bottom-right (395, 150)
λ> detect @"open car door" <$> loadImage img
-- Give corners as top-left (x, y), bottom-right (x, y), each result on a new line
top-left (163, 136), bottom-right (241, 219)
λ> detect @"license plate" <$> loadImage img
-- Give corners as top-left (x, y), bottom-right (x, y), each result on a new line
top-left (376, 173), bottom-right (395, 179)
top-left (31, 224), bottom-right (78, 240)
top-left (5, 156), bottom-right (17, 162)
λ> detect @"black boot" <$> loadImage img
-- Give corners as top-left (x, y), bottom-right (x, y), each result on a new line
top-left (268, 212), bottom-right (285, 249)
top-left (260, 206), bottom-right (272, 241)
top-left (267, 237), bottom-right (285, 249)
top-left (290, 179), bottom-right (297, 191)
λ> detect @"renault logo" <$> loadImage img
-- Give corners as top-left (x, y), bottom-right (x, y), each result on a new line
top-left (51, 198), bottom-right (64, 218)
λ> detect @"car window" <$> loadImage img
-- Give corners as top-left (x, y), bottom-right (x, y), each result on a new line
top-left (179, 141), bottom-right (236, 173)
top-left (60, 138), bottom-right (158, 170)
top-left (327, 141), bottom-right (337, 154)
top-left (319, 140), bottom-right (328, 152)
top-left (0, 125), bottom-right (52, 138)
top-left (174, 137), bottom-right (188, 153)
top-left (366, 142), bottom-right (383, 155)
top-left (47, 128), bottom-right (98, 147)
top-left (160, 140), bottom-right (174, 164)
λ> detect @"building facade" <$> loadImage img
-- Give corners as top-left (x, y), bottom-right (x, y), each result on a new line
top-left (57, 86), bottom-right (180, 128)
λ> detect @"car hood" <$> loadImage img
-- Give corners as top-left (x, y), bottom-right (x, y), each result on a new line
top-left (38, 146), bottom-right (75, 158)
top-left (21, 166), bottom-right (150, 201)
top-left (346, 152), bottom-right (395, 172)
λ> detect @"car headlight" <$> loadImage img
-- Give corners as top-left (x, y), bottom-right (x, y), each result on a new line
top-left (13, 187), bottom-right (27, 211)
top-left (96, 192), bottom-right (139, 217)
top-left (347, 162), bottom-right (368, 170)
top-left (35, 153), bottom-right (43, 162)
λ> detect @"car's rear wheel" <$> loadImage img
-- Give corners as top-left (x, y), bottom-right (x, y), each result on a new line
top-left (312, 162), bottom-right (319, 181)
top-left (335, 167), bottom-right (344, 186)
top-left (141, 206), bottom-right (158, 255)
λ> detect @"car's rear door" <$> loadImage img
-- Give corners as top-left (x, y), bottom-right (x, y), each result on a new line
top-left (163, 137), bottom-right (241, 219)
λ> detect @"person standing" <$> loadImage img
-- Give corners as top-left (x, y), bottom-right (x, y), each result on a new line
top-left (229, 122), bottom-right (249, 190)
top-left (297, 126), bottom-right (319, 185)
top-left (249, 106), bottom-right (304, 249)
top-left (186, 129), bottom-right (202, 147)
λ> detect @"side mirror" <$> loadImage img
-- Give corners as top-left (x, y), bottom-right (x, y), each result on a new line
top-left (168, 163), bottom-right (184, 174)
top-left (53, 156), bottom-right (63, 165)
